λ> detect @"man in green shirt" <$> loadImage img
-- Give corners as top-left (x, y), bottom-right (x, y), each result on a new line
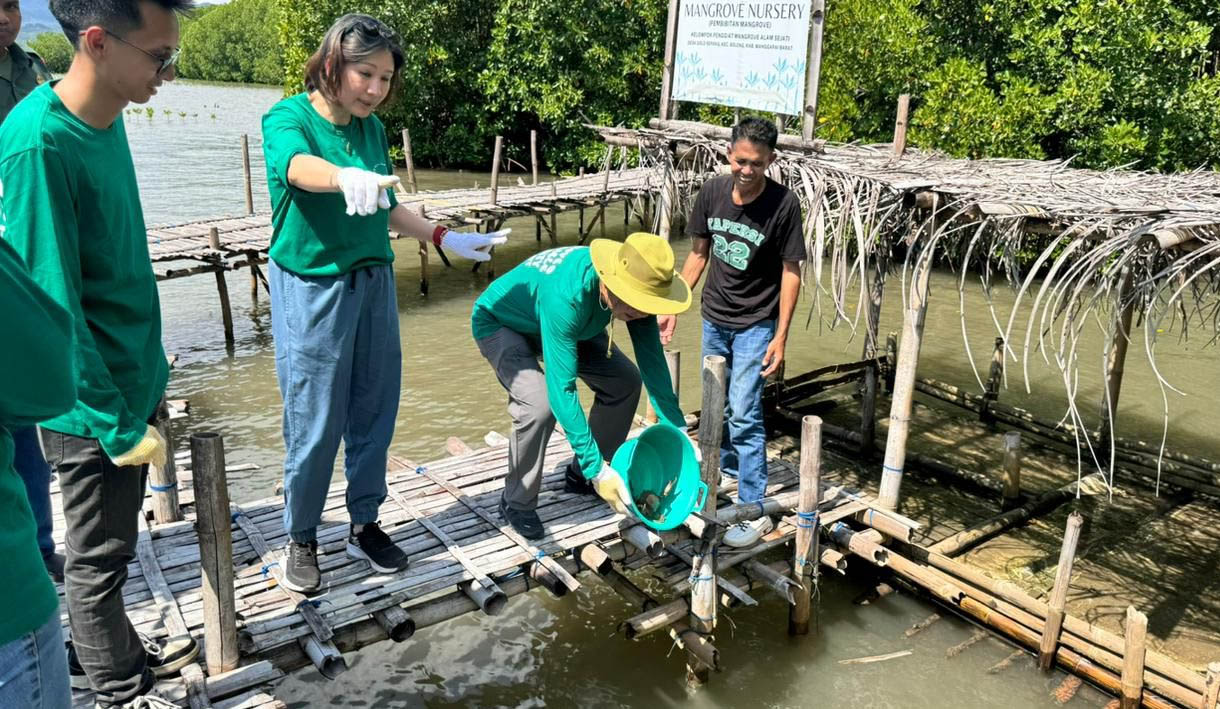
top-left (471, 233), bottom-right (691, 539)
top-left (0, 0), bottom-right (198, 705)
top-left (0, 233), bottom-right (75, 709)
top-left (0, 0), bottom-right (54, 124)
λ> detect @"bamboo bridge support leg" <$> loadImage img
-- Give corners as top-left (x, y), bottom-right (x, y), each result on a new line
top-left (981, 337), bottom-right (1004, 424)
top-left (489, 136), bottom-right (503, 207)
top-left (401, 129), bottom-right (418, 193)
top-left (530, 129), bottom-right (539, 186)
top-left (418, 242), bottom-right (429, 296)
top-left (192, 432), bottom-right (238, 675)
top-left (1203, 663), bottom-right (1220, 709)
top-left (1121, 607), bottom-right (1148, 709)
top-left (549, 182), bottom-right (559, 246)
top-left (699, 355), bottom-right (727, 513)
top-left (1038, 512), bottom-right (1084, 671)
top-left (241, 134), bottom-right (253, 216)
top-left (687, 354), bottom-right (726, 687)
top-left (149, 406), bottom-right (182, 524)
top-left (860, 252), bottom-right (886, 456)
top-left (1001, 431), bottom-right (1023, 511)
top-left (878, 257), bottom-right (932, 510)
top-left (1100, 268), bottom-right (1136, 452)
top-left (884, 331), bottom-right (898, 393)
top-left (658, 171), bottom-right (674, 240)
top-left (790, 415), bottom-right (822, 635)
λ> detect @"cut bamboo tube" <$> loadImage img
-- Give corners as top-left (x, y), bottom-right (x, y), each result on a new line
top-left (699, 355), bottom-right (727, 513)
top-left (527, 561), bottom-right (569, 598)
top-left (879, 254), bottom-right (931, 509)
top-left (530, 129), bottom-right (539, 186)
top-left (687, 542), bottom-right (716, 687)
top-left (744, 559), bottom-right (799, 605)
top-left (1001, 431), bottom-right (1022, 511)
top-left (928, 483), bottom-right (1075, 557)
top-left (459, 579), bottom-right (507, 615)
top-left (373, 606), bottom-right (416, 642)
top-left (489, 136), bottom-right (503, 206)
top-left (981, 336), bottom-right (1004, 423)
top-left (191, 432), bottom-right (238, 675)
top-left (1100, 268), bottom-right (1136, 450)
top-left (1203, 663), bottom-right (1220, 709)
top-left (401, 129), bottom-right (418, 193)
top-left (891, 94), bottom-right (909, 157)
top-left (853, 508), bottom-right (913, 542)
top-left (829, 524), bottom-right (890, 566)
top-left (300, 636), bottom-right (346, 679)
top-left (241, 133), bottom-right (254, 215)
top-left (149, 411), bottom-right (182, 524)
top-left (620, 523), bottom-right (664, 558)
top-left (790, 415), bottom-right (821, 635)
top-left (1122, 607), bottom-right (1149, 709)
top-left (1039, 511), bottom-right (1084, 670)
top-left (577, 544), bottom-right (612, 575)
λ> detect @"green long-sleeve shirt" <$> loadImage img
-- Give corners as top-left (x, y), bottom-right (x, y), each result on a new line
top-left (0, 237), bottom-right (77, 645)
top-left (472, 246), bottom-right (685, 478)
top-left (0, 83), bottom-right (168, 458)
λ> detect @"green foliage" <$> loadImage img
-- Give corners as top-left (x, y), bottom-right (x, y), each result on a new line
top-left (178, 0), bottom-right (282, 85)
top-left (27, 32), bottom-right (72, 74)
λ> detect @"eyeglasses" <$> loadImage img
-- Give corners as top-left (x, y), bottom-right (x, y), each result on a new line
top-left (83, 29), bottom-right (180, 76)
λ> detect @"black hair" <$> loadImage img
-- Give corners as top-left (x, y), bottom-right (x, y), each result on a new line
top-left (304, 14), bottom-right (405, 104)
top-left (50, 0), bottom-right (194, 46)
top-left (730, 117), bottom-right (779, 151)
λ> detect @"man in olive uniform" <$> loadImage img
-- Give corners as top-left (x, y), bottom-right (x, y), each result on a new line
top-left (1, 0), bottom-right (55, 123)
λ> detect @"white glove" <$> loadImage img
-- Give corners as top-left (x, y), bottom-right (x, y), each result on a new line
top-left (335, 168), bottom-right (400, 217)
top-left (440, 228), bottom-right (510, 262)
top-left (591, 463), bottom-right (633, 516)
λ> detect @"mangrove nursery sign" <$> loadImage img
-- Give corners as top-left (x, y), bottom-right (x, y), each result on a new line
top-left (671, 1), bottom-right (813, 116)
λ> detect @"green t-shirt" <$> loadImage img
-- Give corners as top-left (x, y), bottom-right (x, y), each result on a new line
top-left (472, 246), bottom-right (686, 478)
top-left (261, 92), bottom-right (398, 276)
top-left (0, 82), bottom-right (168, 458)
top-left (0, 237), bottom-right (77, 645)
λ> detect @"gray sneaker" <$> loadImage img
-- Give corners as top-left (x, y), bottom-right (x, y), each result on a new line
top-left (282, 540), bottom-right (322, 593)
top-left (140, 632), bottom-right (199, 677)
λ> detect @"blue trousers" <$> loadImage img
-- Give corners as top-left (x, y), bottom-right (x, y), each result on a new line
top-left (13, 426), bottom-right (54, 558)
top-left (270, 262), bottom-right (401, 543)
top-left (702, 318), bottom-right (776, 504)
top-left (0, 609), bottom-right (70, 709)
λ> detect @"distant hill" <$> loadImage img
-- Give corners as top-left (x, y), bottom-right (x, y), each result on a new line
top-left (16, 0), bottom-right (59, 44)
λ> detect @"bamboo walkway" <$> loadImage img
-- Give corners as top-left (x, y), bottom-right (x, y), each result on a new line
top-left (51, 420), bottom-right (893, 709)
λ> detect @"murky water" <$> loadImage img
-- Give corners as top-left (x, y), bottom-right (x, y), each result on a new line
top-left (132, 81), bottom-right (1217, 706)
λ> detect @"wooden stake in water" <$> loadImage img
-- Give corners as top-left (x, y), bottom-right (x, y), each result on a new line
top-left (530, 129), bottom-right (539, 186)
top-left (489, 136), bottom-right (503, 206)
top-left (790, 415), bottom-right (822, 635)
top-left (860, 251), bottom-right (886, 456)
top-left (982, 336), bottom-right (1005, 423)
top-left (191, 432), bottom-right (238, 674)
top-left (210, 227), bottom-right (235, 348)
top-left (1121, 606), bottom-right (1148, 709)
top-left (699, 355), bottom-right (727, 512)
top-left (401, 128), bottom-right (418, 194)
top-left (241, 133), bottom-right (254, 215)
top-left (891, 95), bottom-right (910, 157)
top-left (1038, 511), bottom-right (1083, 670)
top-left (1001, 431), bottom-right (1023, 511)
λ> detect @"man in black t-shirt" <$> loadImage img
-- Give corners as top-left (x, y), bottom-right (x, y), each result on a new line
top-left (659, 117), bottom-right (806, 548)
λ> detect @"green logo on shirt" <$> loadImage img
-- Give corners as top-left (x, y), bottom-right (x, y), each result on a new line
top-left (706, 217), bottom-right (762, 271)
top-left (706, 217), bottom-right (765, 246)
top-left (524, 246), bottom-right (577, 275)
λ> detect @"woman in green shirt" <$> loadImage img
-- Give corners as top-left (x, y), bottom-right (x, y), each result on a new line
top-left (261, 14), bottom-right (505, 593)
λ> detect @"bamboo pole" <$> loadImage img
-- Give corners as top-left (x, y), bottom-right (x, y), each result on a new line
top-left (878, 252), bottom-right (933, 509)
top-left (1001, 431), bottom-right (1022, 511)
top-left (1100, 268), bottom-right (1136, 451)
top-left (801, 0), bottom-right (826, 141)
top-left (928, 484), bottom-right (1075, 558)
top-left (885, 331), bottom-right (898, 393)
top-left (241, 134), bottom-right (254, 215)
top-left (373, 606), bottom-right (415, 642)
top-left (699, 355), bottom-right (727, 512)
top-left (401, 129), bottom-right (418, 193)
top-left (981, 337), bottom-right (1005, 423)
top-left (209, 227), bottom-right (235, 348)
top-left (860, 251), bottom-right (886, 455)
top-left (418, 242), bottom-right (429, 296)
top-left (828, 523), bottom-right (890, 565)
top-left (687, 542), bottom-right (716, 687)
top-left (149, 409), bottom-right (182, 524)
top-left (891, 95), bottom-right (910, 157)
top-left (489, 136), bottom-right (503, 206)
top-left (549, 181), bottom-right (558, 246)
top-left (1039, 512), bottom-right (1084, 670)
top-left (530, 129), bottom-right (539, 186)
top-left (1203, 663), bottom-right (1220, 709)
top-left (659, 0), bottom-right (680, 120)
top-left (191, 432), bottom-right (238, 675)
top-left (790, 415), bottom-right (822, 635)
top-left (1122, 607), bottom-right (1149, 709)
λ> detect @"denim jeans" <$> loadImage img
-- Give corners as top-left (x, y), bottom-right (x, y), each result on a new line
top-left (13, 426), bottom-right (55, 558)
top-left (0, 610), bottom-right (71, 709)
top-left (702, 318), bottom-right (776, 504)
top-left (269, 261), bottom-right (401, 543)
top-left (39, 428), bottom-right (153, 706)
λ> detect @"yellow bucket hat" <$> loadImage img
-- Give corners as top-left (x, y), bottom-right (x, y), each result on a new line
top-left (590, 233), bottom-right (692, 316)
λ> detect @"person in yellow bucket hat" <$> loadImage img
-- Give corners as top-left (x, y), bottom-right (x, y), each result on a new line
top-left (471, 233), bottom-right (692, 539)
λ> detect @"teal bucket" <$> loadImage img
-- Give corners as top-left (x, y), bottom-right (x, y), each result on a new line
top-left (610, 422), bottom-right (706, 531)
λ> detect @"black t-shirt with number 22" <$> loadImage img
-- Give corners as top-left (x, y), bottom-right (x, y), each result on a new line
top-left (688, 174), bottom-right (806, 329)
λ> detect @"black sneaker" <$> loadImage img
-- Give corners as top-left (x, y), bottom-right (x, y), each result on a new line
top-left (140, 632), bottom-right (199, 677)
top-left (562, 459), bottom-right (595, 495)
top-left (282, 540), bottom-right (321, 593)
top-left (346, 522), bottom-right (409, 573)
top-left (499, 496), bottom-right (544, 540)
top-left (67, 641), bottom-right (89, 690)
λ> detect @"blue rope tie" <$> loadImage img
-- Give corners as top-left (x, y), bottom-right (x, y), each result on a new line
top-left (882, 463), bottom-right (903, 474)
top-left (535, 550), bottom-right (546, 560)
top-left (260, 561), bottom-right (279, 578)
top-left (795, 510), bottom-right (818, 529)
top-left (755, 500), bottom-right (766, 517)
top-left (231, 510), bottom-right (242, 522)
top-left (149, 482), bottom-right (176, 492)
top-left (415, 466), bottom-right (427, 475)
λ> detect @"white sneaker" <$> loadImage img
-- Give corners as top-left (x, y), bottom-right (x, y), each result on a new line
top-left (723, 516), bottom-right (774, 548)
top-left (97, 690), bottom-right (179, 709)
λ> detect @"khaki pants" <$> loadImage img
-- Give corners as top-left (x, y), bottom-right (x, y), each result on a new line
top-left (476, 328), bottom-right (642, 511)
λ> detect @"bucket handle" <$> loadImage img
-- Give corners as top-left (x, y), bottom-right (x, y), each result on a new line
top-left (692, 481), bottom-right (708, 511)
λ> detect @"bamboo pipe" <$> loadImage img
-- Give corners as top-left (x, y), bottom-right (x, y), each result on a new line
top-left (460, 578), bottom-right (509, 616)
top-left (688, 538), bottom-right (717, 687)
top-left (149, 410), bottom-right (182, 524)
top-left (790, 415), bottom-right (821, 635)
top-left (209, 228), bottom-right (235, 348)
top-left (648, 118), bottom-right (825, 153)
top-left (373, 606), bottom-right (416, 642)
top-left (300, 636), bottom-right (347, 679)
top-left (577, 544), bottom-right (612, 576)
top-left (927, 483), bottom-right (1075, 558)
top-left (620, 523), bottom-right (664, 558)
top-left (853, 508), bottom-right (913, 543)
top-left (828, 523), bottom-right (889, 566)
top-left (891, 94), bottom-right (909, 157)
top-left (1001, 431), bottom-right (1022, 511)
top-left (699, 356), bottom-right (727, 513)
top-left (1122, 607), bottom-right (1149, 709)
top-left (191, 432), bottom-right (238, 675)
top-left (981, 336), bottom-right (1004, 423)
top-left (1203, 663), bottom-right (1220, 709)
top-left (527, 561), bottom-right (569, 598)
top-left (530, 129), bottom-right (539, 186)
top-left (1039, 512), bottom-right (1084, 670)
top-left (743, 559), bottom-right (800, 605)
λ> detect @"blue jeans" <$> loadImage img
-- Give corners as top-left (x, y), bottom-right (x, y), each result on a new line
top-left (0, 609), bottom-right (71, 709)
top-left (270, 262), bottom-right (401, 543)
top-left (702, 318), bottom-right (776, 504)
top-left (13, 426), bottom-right (54, 558)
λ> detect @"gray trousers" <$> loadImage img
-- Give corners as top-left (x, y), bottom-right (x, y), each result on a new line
top-left (476, 328), bottom-right (642, 511)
